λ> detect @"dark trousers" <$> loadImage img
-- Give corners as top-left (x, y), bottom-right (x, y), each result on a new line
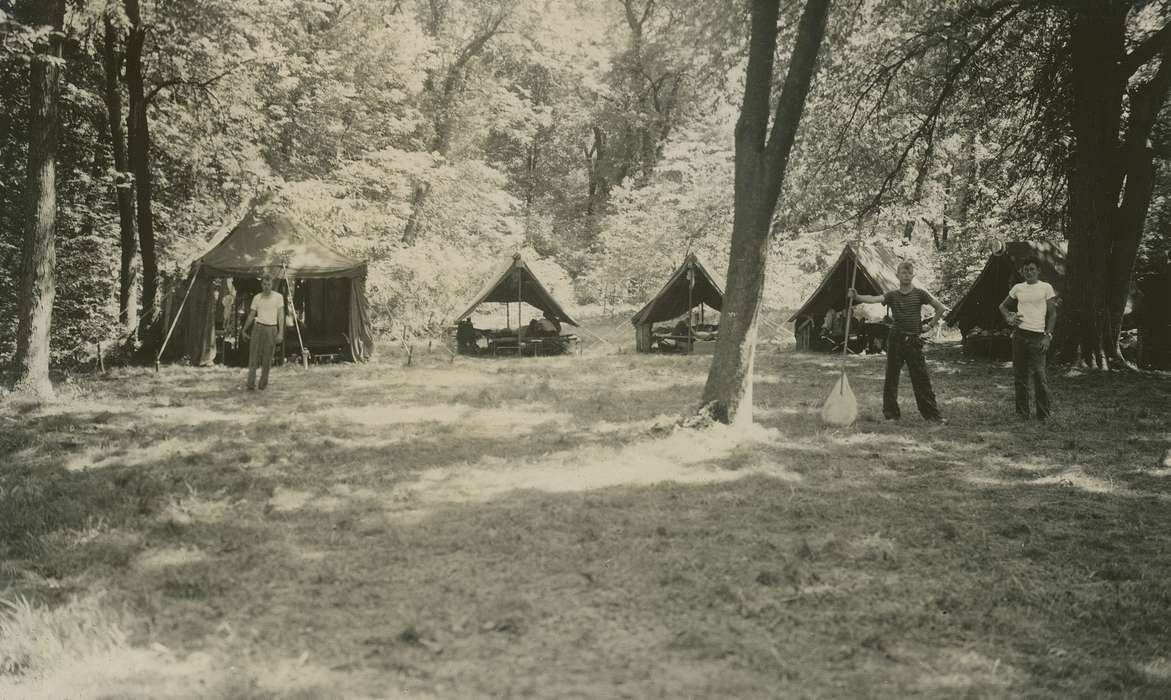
top-left (1012, 330), bottom-right (1051, 419)
top-left (247, 323), bottom-right (278, 389)
top-left (884, 331), bottom-right (941, 420)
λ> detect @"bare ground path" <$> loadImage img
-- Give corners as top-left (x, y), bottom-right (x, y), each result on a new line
top-left (2, 339), bottom-right (1170, 698)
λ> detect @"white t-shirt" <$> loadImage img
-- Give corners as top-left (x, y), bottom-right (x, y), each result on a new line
top-left (250, 291), bottom-right (283, 326)
top-left (1009, 281), bottom-right (1056, 333)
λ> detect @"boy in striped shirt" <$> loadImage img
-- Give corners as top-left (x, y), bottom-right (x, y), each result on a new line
top-left (849, 261), bottom-right (949, 422)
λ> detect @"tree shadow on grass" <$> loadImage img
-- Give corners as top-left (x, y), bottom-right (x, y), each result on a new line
top-left (4, 414), bottom-right (1171, 698)
top-left (99, 456), bottom-right (1171, 699)
top-left (4, 346), bottom-right (1171, 698)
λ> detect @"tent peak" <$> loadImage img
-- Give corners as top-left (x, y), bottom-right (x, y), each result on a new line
top-left (630, 253), bottom-right (725, 326)
top-left (453, 254), bottom-right (579, 326)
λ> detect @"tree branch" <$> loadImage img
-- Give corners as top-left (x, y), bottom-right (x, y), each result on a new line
top-left (1122, 20), bottom-right (1171, 77)
top-left (146, 57), bottom-right (260, 105)
top-left (862, 1), bottom-right (1029, 217)
top-left (735, 0), bottom-right (780, 154)
top-left (763, 0), bottom-right (832, 203)
top-left (452, 11), bottom-right (507, 72)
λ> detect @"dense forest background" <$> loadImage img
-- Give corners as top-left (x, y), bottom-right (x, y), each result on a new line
top-left (3, 0), bottom-right (1170, 369)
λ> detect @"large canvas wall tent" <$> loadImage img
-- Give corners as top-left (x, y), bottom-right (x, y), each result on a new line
top-left (790, 242), bottom-right (904, 353)
top-left (158, 203), bottom-right (374, 366)
top-left (453, 253), bottom-right (579, 356)
top-left (630, 253), bottom-right (724, 353)
top-left (945, 241), bottom-right (1066, 359)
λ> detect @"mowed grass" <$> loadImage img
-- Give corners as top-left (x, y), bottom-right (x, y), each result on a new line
top-left (2, 321), bottom-right (1171, 699)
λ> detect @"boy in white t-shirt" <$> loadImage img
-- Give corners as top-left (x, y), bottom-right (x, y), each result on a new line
top-left (998, 256), bottom-right (1057, 420)
top-left (241, 274), bottom-right (286, 390)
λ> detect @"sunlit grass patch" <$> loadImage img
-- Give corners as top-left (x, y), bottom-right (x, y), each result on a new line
top-left (134, 547), bottom-right (210, 573)
top-left (155, 487), bottom-right (238, 527)
top-left (381, 422), bottom-right (783, 513)
top-left (0, 593), bottom-right (127, 681)
top-left (908, 647), bottom-right (1024, 692)
top-left (1030, 466), bottom-right (1128, 494)
top-left (0, 592), bottom-right (241, 699)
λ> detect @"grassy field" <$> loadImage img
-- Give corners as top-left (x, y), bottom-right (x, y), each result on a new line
top-left (2, 319), bottom-right (1170, 699)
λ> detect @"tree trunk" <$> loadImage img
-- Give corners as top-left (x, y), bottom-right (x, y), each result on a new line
top-left (12, 0), bottom-right (67, 399)
top-left (1060, 4), bottom-right (1171, 369)
top-left (1060, 4), bottom-right (1126, 368)
top-left (902, 137), bottom-right (935, 242)
top-left (102, 15), bottom-right (138, 332)
top-left (125, 0), bottom-right (159, 325)
top-left (952, 131), bottom-right (977, 235)
top-left (401, 13), bottom-right (505, 244)
top-left (585, 126), bottom-right (609, 215)
top-left (701, 0), bottom-right (831, 425)
top-left (401, 182), bottom-right (431, 245)
top-left (1105, 41), bottom-right (1171, 365)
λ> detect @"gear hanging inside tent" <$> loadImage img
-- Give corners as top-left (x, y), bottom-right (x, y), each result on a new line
top-left (821, 244), bottom-right (861, 427)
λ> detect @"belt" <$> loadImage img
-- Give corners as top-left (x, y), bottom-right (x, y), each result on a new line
top-left (255, 322), bottom-right (277, 327)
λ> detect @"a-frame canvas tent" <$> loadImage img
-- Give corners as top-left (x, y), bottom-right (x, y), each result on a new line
top-left (789, 242), bottom-right (903, 352)
top-left (630, 253), bottom-right (725, 353)
top-left (159, 205), bottom-right (375, 365)
top-left (945, 241), bottom-right (1066, 337)
top-left (454, 253), bottom-right (579, 327)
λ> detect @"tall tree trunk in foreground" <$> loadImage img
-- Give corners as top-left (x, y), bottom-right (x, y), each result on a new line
top-left (701, 0), bottom-right (831, 425)
top-left (125, 0), bottom-right (159, 325)
top-left (12, 0), bottom-right (67, 399)
top-left (1060, 2), bottom-right (1171, 368)
top-left (102, 14), bottom-right (138, 331)
top-left (1062, 4), bottom-right (1125, 368)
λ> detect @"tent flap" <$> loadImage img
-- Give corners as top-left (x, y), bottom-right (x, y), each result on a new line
top-left (630, 253), bottom-right (725, 326)
top-left (349, 277), bottom-right (375, 361)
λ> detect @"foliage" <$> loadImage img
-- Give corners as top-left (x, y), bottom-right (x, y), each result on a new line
top-left (5, 0), bottom-right (1171, 368)
top-left (1, 7), bottom-right (120, 365)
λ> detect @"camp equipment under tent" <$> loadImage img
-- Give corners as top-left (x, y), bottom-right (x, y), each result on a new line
top-left (630, 253), bottom-right (725, 353)
top-left (158, 205), bottom-right (375, 366)
top-left (453, 253), bottom-right (579, 356)
top-left (790, 242), bottom-right (903, 353)
top-left (945, 241), bottom-right (1066, 359)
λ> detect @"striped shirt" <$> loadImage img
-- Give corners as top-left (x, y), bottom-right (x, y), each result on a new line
top-left (883, 288), bottom-right (931, 335)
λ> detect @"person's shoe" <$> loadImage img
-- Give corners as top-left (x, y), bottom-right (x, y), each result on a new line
top-left (245, 386), bottom-right (256, 391)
